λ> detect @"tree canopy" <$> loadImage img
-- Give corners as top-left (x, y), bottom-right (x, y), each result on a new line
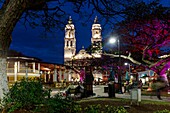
top-left (114, 1), bottom-right (170, 62)
top-left (82, 0), bottom-right (170, 81)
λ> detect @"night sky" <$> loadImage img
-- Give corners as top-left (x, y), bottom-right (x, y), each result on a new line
top-left (10, 0), bottom-right (169, 64)
top-left (10, 17), bottom-right (94, 64)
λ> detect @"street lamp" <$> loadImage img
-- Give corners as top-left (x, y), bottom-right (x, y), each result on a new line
top-left (109, 37), bottom-right (122, 94)
top-left (109, 38), bottom-right (116, 44)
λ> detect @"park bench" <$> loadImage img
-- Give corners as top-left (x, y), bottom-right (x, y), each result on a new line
top-left (66, 85), bottom-right (84, 100)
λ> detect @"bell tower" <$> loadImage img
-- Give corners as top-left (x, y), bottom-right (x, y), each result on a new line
top-left (64, 16), bottom-right (76, 63)
top-left (91, 16), bottom-right (102, 58)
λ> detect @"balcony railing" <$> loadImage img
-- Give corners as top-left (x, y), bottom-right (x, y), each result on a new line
top-left (7, 68), bottom-right (39, 74)
top-left (7, 68), bottom-right (14, 73)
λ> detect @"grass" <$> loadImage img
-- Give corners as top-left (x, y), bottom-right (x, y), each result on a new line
top-left (78, 97), bottom-right (170, 113)
top-left (78, 97), bottom-right (170, 105)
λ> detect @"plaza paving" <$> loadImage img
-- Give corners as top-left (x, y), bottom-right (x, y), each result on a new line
top-left (51, 85), bottom-right (170, 102)
top-left (92, 85), bottom-right (170, 102)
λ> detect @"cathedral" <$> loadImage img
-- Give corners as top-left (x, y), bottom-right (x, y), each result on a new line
top-left (64, 16), bottom-right (106, 82)
top-left (64, 16), bottom-right (102, 63)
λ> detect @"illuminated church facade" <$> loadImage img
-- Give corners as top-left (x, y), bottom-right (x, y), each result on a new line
top-left (64, 16), bottom-right (102, 63)
top-left (64, 16), bottom-right (106, 82)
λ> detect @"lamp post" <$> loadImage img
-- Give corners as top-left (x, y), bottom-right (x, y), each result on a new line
top-left (109, 37), bottom-right (122, 94)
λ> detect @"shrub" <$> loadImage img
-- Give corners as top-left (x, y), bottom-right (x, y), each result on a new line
top-left (84, 104), bottom-right (101, 113)
top-left (0, 78), bottom-right (81, 113)
top-left (84, 104), bottom-right (128, 113)
top-left (42, 94), bottom-right (81, 113)
top-left (1, 78), bottom-right (50, 112)
top-left (105, 105), bottom-right (128, 113)
top-left (154, 109), bottom-right (170, 113)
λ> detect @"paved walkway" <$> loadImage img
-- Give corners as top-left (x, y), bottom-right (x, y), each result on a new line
top-left (91, 92), bottom-right (170, 102)
top-left (51, 85), bottom-right (170, 102)
top-left (91, 85), bottom-right (170, 102)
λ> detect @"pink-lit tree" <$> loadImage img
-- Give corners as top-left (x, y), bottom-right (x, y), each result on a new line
top-left (112, 1), bottom-right (170, 82)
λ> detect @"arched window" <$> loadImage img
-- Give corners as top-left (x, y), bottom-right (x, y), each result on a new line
top-left (70, 41), bottom-right (73, 46)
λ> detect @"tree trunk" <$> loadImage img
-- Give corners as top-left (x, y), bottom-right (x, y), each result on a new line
top-left (0, 53), bottom-right (8, 99)
top-left (0, 0), bottom-right (28, 99)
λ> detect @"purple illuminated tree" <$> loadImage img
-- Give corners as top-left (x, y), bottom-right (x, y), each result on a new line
top-left (112, 1), bottom-right (170, 82)
top-left (84, 1), bottom-right (170, 85)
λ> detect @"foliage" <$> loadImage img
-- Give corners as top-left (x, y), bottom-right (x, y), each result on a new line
top-left (1, 78), bottom-right (50, 112)
top-left (0, 78), bottom-right (79, 113)
top-left (102, 1), bottom-right (170, 80)
top-left (166, 70), bottom-right (170, 78)
top-left (154, 109), bottom-right (170, 113)
top-left (42, 94), bottom-right (81, 113)
top-left (113, 1), bottom-right (170, 62)
top-left (84, 104), bottom-right (101, 113)
top-left (84, 104), bottom-right (128, 113)
top-left (105, 106), bottom-right (128, 113)
top-left (84, 1), bottom-right (170, 81)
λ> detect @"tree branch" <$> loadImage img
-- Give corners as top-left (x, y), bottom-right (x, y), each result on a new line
top-left (103, 52), bottom-right (142, 65)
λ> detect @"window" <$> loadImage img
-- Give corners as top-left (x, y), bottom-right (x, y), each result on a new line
top-left (67, 41), bottom-right (69, 47)
top-left (70, 41), bottom-right (72, 46)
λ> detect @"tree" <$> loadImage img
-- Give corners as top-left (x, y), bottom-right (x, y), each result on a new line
top-left (0, 0), bottom-right (69, 99)
top-left (115, 1), bottom-right (170, 60)
top-left (103, 1), bottom-right (170, 82)
top-left (0, 0), bottom-right (62, 100)
top-left (82, 0), bottom-right (170, 84)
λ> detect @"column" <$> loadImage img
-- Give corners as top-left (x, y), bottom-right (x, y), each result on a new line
top-left (38, 63), bottom-right (41, 77)
top-left (53, 65), bottom-right (57, 82)
top-left (17, 61), bottom-right (20, 72)
top-left (33, 62), bottom-right (35, 73)
top-left (69, 41), bottom-right (70, 48)
top-left (65, 69), bottom-right (69, 81)
top-left (65, 40), bottom-right (67, 47)
top-left (64, 70), bottom-right (67, 80)
top-left (38, 63), bottom-right (40, 72)
top-left (25, 62), bottom-right (28, 79)
top-left (14, 62), bottom-right (17, 82)
top-left (48, 71), bottom-right (50, 82)
top-left (59, 66), bottom-right (62, 82)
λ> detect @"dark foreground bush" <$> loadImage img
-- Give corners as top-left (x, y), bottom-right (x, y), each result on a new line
top-left (1, 78), bottom-right (49, 112)
top-left (0, 78), bottom-right (79, 113)
top-left (154, 109), bottom-right (170, 113)
top-left (41, 94), bottom-right (81, 113)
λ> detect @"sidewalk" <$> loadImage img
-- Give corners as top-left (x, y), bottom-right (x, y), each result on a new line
top-left (50, 85), bottom-right (170, 102)
top-left (91, 91), bottom-right (170, 102)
